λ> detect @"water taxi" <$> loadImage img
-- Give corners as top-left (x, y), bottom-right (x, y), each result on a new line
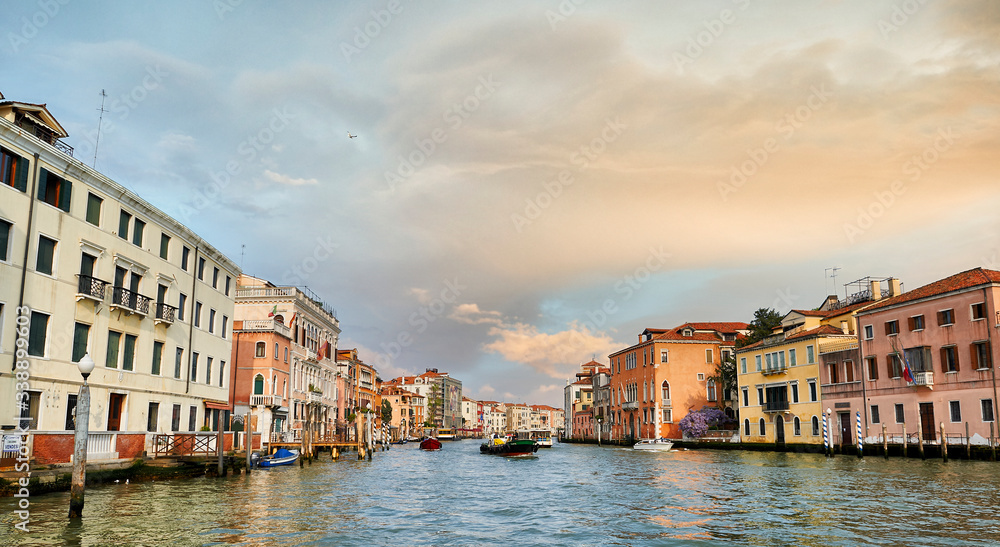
top-left (632, 438), bottom-right (673, 451)
top-left (437, 428), bottom-right (456, 440)
top-left (480, 435), bottom-right (539, 456)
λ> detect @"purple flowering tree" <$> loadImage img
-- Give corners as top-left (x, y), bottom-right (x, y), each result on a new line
top-left (678, 408), bottom-right (731, 438)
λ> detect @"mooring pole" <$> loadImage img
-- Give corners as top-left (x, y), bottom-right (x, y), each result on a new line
top-left (882, 423), bottom-right (888, 460)
top-left (965, 422), bottom-right (971, 460)
top-left (940, 422), bottom-right (948, 462)
top-left (917, 427), bottom-right (925, 460)
top-left (902, 423), bottom-right (907, 458)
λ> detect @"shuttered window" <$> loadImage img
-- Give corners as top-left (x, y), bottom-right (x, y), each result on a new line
top-left (37, 168), bottom-right (72, 212)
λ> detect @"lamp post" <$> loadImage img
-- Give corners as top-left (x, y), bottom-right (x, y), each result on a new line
top-left (597, 418), bottom-right (603, 446)
top-left (69, 353), bottom-right (95, 519)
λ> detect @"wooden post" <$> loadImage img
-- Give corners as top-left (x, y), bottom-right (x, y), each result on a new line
top-left (216, 426), bottom-right (224, 477)
top-left (882, 424), bottom-right (888, 460)
top-left (902, 423), bottom-right (907, 458)
top-left (965, 422), bottom-right (971, 460)
top-left (68, 383), bottom-right (91, 518)
top-left (992, 423), bottom-right (997, 461)
top-left (245, 413), bottom-right (252, 474)
top-left (917, 427), bottom-right (925, 460)
top-left (940, 422), bottom-right (947, 463)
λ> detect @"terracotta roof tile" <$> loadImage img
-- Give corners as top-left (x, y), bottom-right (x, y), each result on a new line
top-left (860, 268), bottom-right (1000, 313)
top-left (676, 321), bottom-right (749, 333)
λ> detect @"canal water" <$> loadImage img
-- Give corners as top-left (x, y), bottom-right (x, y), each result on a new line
top-left (4, 442), bottom-right (1000, 546)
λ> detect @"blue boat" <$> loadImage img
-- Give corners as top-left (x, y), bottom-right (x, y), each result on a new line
top-left (257, 448), bottom-right (299, 467)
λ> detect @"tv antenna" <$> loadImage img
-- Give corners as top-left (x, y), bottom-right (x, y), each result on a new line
top-left (825, 267), bottom-right (841, 298)
top-left (240, 244), bottom-right (246, 271)
top-left (93, 89), bottom-right (108, 168)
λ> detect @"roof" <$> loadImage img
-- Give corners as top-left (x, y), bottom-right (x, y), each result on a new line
top-left (858, 268), bottom-right (1000, 313)
top-left (675, 321), bottom-right (749, 333)
top-left (737, 324), bottom-right (850, 352)
top-left (788, 300), bottom-right (876, 319)
top-left (0, 100), bottom-right (68, 137)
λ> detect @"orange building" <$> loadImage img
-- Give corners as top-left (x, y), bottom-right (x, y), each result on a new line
top-left (609, 322), bottom-right (747, 441)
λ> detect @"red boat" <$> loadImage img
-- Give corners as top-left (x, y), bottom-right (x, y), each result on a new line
top-left (419, 437), bottom-right (442, 450)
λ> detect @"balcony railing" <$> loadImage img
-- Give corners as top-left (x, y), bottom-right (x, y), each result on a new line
top-left (251, 394), bottom-right (284, 407)
top-left (154, 302), bottom-right (177, 324)
top-left (308, 391), bottom-right (323, 404)
top-left (622, 401), bottom-right (638, 411)
top-left (111, 286), bottom-right (151, 315)
top-left (239, 319), bottom-right (291, 338)
top-left (54, 139), bottom-right (75, 157)
top-left (76, 274), bottom-right (107, 302)
top-left (235, 287), bottom-right (296, 298)
top-left (914, 371), bottom-right (934, 387)
top-left (762, 366), bottom-right (787, 376)
top-left (763, 401), bottom-right (790, 412)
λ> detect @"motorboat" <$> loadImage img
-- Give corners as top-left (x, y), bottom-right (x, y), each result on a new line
top-left (632, 438), bottom-right (673, 451)
top-left (257, 448), bottom-right (300, 467)
top-left (419, 437), bottom-right (442, 450)
top-left (480, 435), bottom-right (538, 456)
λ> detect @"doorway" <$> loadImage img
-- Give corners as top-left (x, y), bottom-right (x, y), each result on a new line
top-left (108, 393), bottom-right (126, 431)
top-left (775, 415), bottom-right (785, 444)
top-left (919, 402), bottom-right (936, 442)
top-left (839, 412), bottom-right (852, 447)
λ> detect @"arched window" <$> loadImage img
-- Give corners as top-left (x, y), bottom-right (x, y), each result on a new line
top-left (744, 418), bottom-right (751, 436)
top-left (794, 416), bottom-right (801, 436)
top-left (707, 378), bottom-right (717, 402)
top-left (661, 381), bottom-right (670, 403)
top-left (758, 418), bottom-right (766, 436)
top-left (254, 341), bottom-right (265, 358)
top-left (272, 375), bottom-right (277, 394)
top-left (811, 416), bottom-right (820, 436)
top-left (253, 374), bottom-right (264, 395)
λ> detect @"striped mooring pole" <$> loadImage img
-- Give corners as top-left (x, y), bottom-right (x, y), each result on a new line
top-left (822, 414), bottom-right (829, 457)
top-left (856, 411), bottom-right (863, 458)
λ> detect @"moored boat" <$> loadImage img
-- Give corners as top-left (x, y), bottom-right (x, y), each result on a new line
top-left (257, 448), bottom-right (300, 467)
top-left (480, 435), bottom-right (538, 456)
top-left (632, 438), bottom-right (673, 451)
top-left (419, 437), bottom-right (442, 450)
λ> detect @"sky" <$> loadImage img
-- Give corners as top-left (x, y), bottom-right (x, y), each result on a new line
top-left (4, 0), bottom-right (999, 407)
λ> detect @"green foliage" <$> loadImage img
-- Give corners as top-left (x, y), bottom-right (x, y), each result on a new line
top-left (381, 399), bottom-right (393, 424)
top-left (711, 354), bottom-right (737, 407)
top-left (737, 307), bottom-right (783, 348)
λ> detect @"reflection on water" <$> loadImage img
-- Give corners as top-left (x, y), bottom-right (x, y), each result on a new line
top-left (3, 444), bottom-right (1000, 546)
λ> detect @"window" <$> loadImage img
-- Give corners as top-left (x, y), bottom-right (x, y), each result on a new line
top-left (662, 409), bottom-right (672, 423)
top-left (219, 361), bottom-right (226, 387)
top-left (72, 322), bottom-right (90, 363)
top-left (806, 345), bottom-right (815, 364)
top-left (884, 320), bottom-right (899, 335)
top-left (895, 403), bottom-right (904, 423)
top-left (845, 361), bottom-right (854, 383)
top-left (175, 348), bottom-right (183, 379)
top-left (222, 315), bottom-right (229, 339)
top-left (661, 350), bottom-right (669, 363)
top-left (757, 387), bottom-right (764, 405)
top-left (122, 334), bottom-right (137, 371)
top-left (866, 356), bottom-right (878, 380)
top-left (938, 309), bottom-right (955, 326)
top-left (190, 352), bottom-right (199, 382)
top-left (744, 419), bottom-right (751, 436)
top-left (177, 293), bottom-right (187, 321)
top-left (808, 379), bottom-right (817, 402)
top-left (706, 379), bottom-right (717, 402)
top-left (208, 309), bottom-right (216, 333)
top-left (254, 374), bottom-right (265, 395)
top-left (871, 405), bottom-right (880, 424)
top-left (788, 348), bottom-right (797, 366)
top-left (37, 168), bottom-right (72, 212)
top-left (983, 399), bottom-right (995, 422)
top-left (27, 311), bottom-right (49, 357)
top-left (755, 355), bottom-right (762, 371)
top-left (106, 330), bottom-right (122, 368)
top-left (159, 233), bottom-right (170, 260)
top-left (132, 219), bottom-right (145, 246)
top-left (758, 418), bottom-right (766, 436)
top-left (212, 267), bottom-right (219, 289)
top-left (118, 210), bottom-right (131, 239)
top-left (950, 401), bottom-right (961, 423)
top-left (887, 353), bottom-right (903, 378)
top-left (255, 341), bottom-right (266, 358)
top-left (147, 402), bottom-right (159, 432)
top-left (793, 417), bottom-right (801, 436)
top-left (188, 406), bottom-right (197, 432)
top-left (194, 301), bottom-right (202, 328)
top-left (740, 357), bottom-right (747, 374)
top-left (828, 362), bottom-right (839, 384)
top-left (181, 246), bottom-right (190, 271)
top-left (791, 383), bottom-right (799, 403)
top-left (811, 416), bottom-right (820, 436)
top-left (0, 219), bottom-right (10, 261)
top-left (35, 235), bottom-right (56, 275)
top-left (904, 347), bottom-right (932, 372)
top-left (971, 302), bottom-right (986, 321)
top-left (225, 275), bottom-right (231, 296)
top-left (206, 357), bottom-right (213, 385)
top-left (152, 341), bottom-right (163, 375)
top-left (19, 391), bottom-right (40, 430)
top-left (86, 193), bottom-right (102, 226)
top-left (65, 394), bottom-right (78, 430)
top-left (198, 257), bottom-right (206, 280)
top-left (283, 345), bottom-right (288, 362)
top-left (908, 315), bottom-right (925, 331)
top-left (171, 404), bottom-right (181, 431)
top-left (274, 342), bottom-right (279, 359)
top-left (941, 346), bottom-right (959, 373)
top-left (705, 348), bottom-right (713, 363)
top-left (972, 342), bottom-right (991, 370)
top-left (863, 325), bottom-right (874, 340)
top-left (0, 146), bottom-right (29, 192)
top-left (741, 387), bottom-right (749, 407)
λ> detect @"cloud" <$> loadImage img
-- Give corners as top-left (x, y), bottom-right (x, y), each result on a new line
top-left (482, 321), bottom-right (619, 379)
top-left (264, 169), bottom-right (318, 186)
top-left (449, 303), bottom-right (503, 325)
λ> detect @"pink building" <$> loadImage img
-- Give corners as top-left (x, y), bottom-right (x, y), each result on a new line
top-left (854, 268), bottom-right (1000, 445)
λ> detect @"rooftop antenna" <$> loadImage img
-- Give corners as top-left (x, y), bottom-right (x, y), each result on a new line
top-left (92, 89), bottom-right (108, 168)
top-left (240, 244), bottom-right (245, 271)
top-left (825, 267), bottom-right (841, 299)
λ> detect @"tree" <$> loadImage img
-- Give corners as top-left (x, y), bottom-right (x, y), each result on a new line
top-left (711, 354), bottom-right (737, 408)
top-left (737, 307), bottom-right (783, 348)
top-left (381, 399), bottom-right (393, 425)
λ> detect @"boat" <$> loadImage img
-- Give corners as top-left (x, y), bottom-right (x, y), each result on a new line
top-left (419, 437), bottom-right (442, 450)
top-left (632, 438), bottom-right (673, 451)
top-left (534, 436), bottom-right (553, 448)
top-left (480, 435), bottom-right (539, 456)
top-left (257, 448), bottom-right (299, 467)
top-left (528, 429), bottom-right (554, 448)
top-left (436, 428), bottom-right (456, 441)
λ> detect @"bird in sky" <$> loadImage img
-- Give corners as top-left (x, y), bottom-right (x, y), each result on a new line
top-left (347, 132), bottom-right (357, 139)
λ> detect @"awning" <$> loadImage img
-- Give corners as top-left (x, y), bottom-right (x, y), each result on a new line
top-left (204, 400), bottom-right (230, 410)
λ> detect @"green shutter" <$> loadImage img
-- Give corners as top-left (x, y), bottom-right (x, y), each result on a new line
top-left (58, 178), bottom-right (72, 212)
top-left (106, 331), bottom-right (121, 368)
top-left (123, 334), bottom-right (136, 371)
top-left (152, 341), bottom-right (163, 375)
top-left (72, 323), bottom-right (90, 362)
top-left (27, 312), bottom-right (49, 357)
top-left (14, 153), bottom-right (29, 192)
top-left (36, 169), bottom-right (48, 201)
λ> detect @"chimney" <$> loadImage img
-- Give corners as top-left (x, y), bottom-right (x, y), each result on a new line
top-left (840, 320), bottom-right (849, 334)
top-left (869, 279), bottom-right (882, 301)
top-left (888, 278), bottom-right (902, 297)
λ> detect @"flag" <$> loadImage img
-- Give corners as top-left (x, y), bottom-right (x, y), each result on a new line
top-left (890, 337), bottom-right (914, 383)
top-left (288, 312), bottom-right (296, 327)
top-left (267, 305), bottom-right (277, 317)
top-left (318, 341), bottom-right (329, 359)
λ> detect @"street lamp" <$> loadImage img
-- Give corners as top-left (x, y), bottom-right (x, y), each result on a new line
top-left (597, 417), bottom-right (603, 446)
top-left (69, 353), bottom-right (95, 519)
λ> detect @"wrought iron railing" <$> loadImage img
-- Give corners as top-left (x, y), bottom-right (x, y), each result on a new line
top-left (54, 139), bottom-right (75, 157)
top-left (153, 433), bottom-right (218, 457)
top-left (76, 274), bottom-right (107, 300)
top-left (763, 401), bottom-right (790, 412)
top-left (154, 302), bottom-right (177, 323)
top-left (112, 286), bottom-right (151, 315)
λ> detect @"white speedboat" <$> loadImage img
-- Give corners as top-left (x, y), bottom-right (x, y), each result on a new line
top-left (633, 438), bottom-right (673, 451)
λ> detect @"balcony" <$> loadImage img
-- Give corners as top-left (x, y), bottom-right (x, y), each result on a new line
top-left (763, 401), bottom-right (790, 413)
top-left (622, 401), bottom-right (638, 411)
top-left (308, 391), bottom-right (322, 404)
top-left (239, 319), bottom-right (291, 338)
top-left (762, 366), bottom-right (787, 376)
top-left (154, 302), bottom-right (177, 325)
top-left (913, 371), bottom-right (934, 387)
top-left (250, 394), bottom-right (283, 407)
top-left (76, 274), bottom-right (107, 302)
top-left (110, 286), bottom-right (150, 316)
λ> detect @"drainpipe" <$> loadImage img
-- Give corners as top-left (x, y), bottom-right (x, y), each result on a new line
top-left (185, 246), bottom-right (200, 394)
top-left (12, 153), bottom-right (40, 372)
